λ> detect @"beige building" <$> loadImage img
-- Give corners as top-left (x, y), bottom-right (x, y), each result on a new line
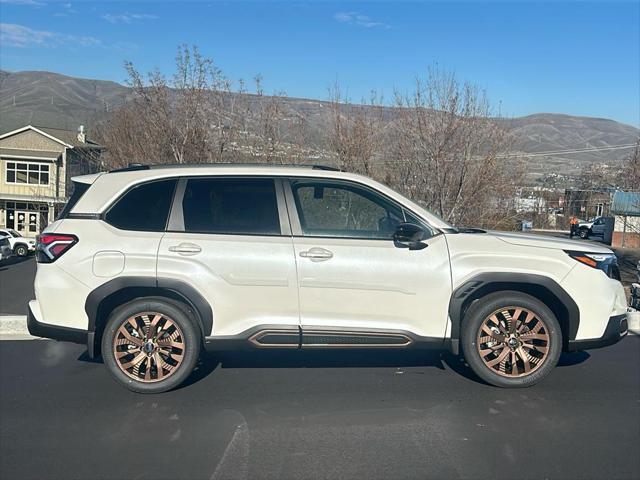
top-left (0, 125), bottom-right (102, 237)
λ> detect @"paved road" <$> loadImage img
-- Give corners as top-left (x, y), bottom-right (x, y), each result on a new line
top-left (0, 256), bottom-right (35, 315)
top-left (1, 338), bottom-right (638, 480)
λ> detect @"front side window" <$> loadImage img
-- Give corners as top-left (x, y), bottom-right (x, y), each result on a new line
top-left (291, 179), bottom-right (425, 239)
top-left (5, 161), bottom-right (50, 185)
top-left (105, 179), bottom-right (177, 231)
top-left (182, 178), bottom-right (281, 235)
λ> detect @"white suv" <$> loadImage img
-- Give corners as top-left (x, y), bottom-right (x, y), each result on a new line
top-left (0, 228), bottom-right (36, 257)
top-left (28, 165), bottom-right (629, 393)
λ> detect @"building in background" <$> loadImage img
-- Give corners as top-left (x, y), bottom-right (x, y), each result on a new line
top-left (564, 188), bottom-right (612, 220)
top-left (0, 125), bottom-right (102, 237)
top-left (611, 191), bottom-right (640, 248)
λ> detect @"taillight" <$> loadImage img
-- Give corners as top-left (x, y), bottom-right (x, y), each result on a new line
top-left (36, 234), bottom-right (78, 263)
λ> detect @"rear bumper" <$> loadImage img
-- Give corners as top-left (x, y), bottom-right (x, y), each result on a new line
top-left (567, 314), bottom-right (628, 351)
top-left (27, 300), bottom-right (87, 345)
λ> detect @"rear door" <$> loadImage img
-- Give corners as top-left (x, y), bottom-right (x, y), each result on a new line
top-left (284, 177), bottom-right (452, 343)
top-left (157, 176), bottom-right (299, 338)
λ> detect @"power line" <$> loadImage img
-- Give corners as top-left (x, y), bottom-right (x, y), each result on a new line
top-left (500, 144), bottom-right (638, 158)
top-left (369, 143), bottom-right (638, 164)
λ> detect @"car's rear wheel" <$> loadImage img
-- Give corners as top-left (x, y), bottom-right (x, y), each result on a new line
top-left (101, 299), bottom-right (201, 393)
top-left (14, 244), bottom-right (28, 257)
top-left (461, 292), bottom-right (562, 388)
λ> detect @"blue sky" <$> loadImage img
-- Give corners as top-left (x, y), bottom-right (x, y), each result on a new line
top-left (1, 0), bottom-right (639, 126)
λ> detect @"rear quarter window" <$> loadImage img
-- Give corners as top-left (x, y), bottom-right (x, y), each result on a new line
top-left (105, 179), bottom-right (177, 232)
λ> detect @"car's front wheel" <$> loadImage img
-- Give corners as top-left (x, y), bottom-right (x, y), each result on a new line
top-left (101, 299), bottom-right (201, 393)
top-left (14, 244), bottom-right (28, 257)
top-left (579, 228), bottom-right (589, 239)
top-left (461, 292), bottom-right (562, 388)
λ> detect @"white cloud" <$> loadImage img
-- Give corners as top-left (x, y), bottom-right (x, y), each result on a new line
top-left (102, 13), bottom-right (158, 24)
top-left (334, 11), bottom-right (389, 29)
top-left (53, 2), bottom-right (76, 16)
top-left (0, 23), bottom-right (101, 48)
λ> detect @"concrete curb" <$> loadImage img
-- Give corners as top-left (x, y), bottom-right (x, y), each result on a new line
top-left (0, 315), bottom-right (29, 337)
top-left (1, 314), bottom-right (639, 340)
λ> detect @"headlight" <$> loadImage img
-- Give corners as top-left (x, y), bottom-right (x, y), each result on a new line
top-left (566, 251), bottom-right (620, 280)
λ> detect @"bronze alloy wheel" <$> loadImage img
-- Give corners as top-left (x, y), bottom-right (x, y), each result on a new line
top-left (476, 306), bottom-right (550, 378)
top-left (113, 312), bottom-right (186, 383)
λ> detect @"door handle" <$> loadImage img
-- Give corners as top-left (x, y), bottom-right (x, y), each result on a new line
top-left (168, 243), bottom-right (202, 255)
top-left (299, 247), bottom-right (333, 262)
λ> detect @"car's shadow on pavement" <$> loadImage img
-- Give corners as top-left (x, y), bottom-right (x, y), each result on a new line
top-left (77, 347), bottom-right (592, 390)
top-left (0, 255), bottom-right (33, 271)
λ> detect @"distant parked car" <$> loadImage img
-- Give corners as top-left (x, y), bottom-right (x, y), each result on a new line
top-left (0, 234), bottom-right (13, 263)
top-left (577, 217), bottom-right (606, 239)
top-left (0, 228), bottom-right (36, 257)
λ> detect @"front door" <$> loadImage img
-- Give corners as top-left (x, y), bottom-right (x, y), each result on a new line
top-left (14, 210), bottom-right (27, 236)
top-left (12, 209), bottom-right (40, 238)
top-left (591, 217), bottom-right (605, 236)
top-left (157, 177), bottom-right (299, 339)
top-left (285, 178), bottom-right (452, 343)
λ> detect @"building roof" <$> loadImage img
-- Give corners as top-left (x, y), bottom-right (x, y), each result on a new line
top-left (611, 191), bottom-right (640, 216)
top-left (0, 125), bottom-right (102, 149)
top-left (36, 126), bottom-right (102, 148)
top-left (0, 148), bottom-right (61, 160)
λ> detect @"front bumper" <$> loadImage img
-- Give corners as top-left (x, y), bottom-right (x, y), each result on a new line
top-left (567, 313), bottom-right (628, 351)
top-left (27, 300), bottom-right (87, 345)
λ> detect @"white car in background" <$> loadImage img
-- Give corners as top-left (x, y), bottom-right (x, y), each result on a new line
top-left (0, 233), bottom-right (12, 263)
top-left (0, 228), bottom-right (36, 257)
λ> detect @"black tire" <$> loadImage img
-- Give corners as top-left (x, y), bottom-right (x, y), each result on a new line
top-left (579, 228), bottom-right (589, 239)
top-left (461, 291), bottom-right (562, 388)
top-left (101, 298), bottom-right (201, 393)
top-left (14, 244), bottom-right (28, 257)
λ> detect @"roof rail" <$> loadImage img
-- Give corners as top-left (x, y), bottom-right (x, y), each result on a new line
top-left (312, 165), bottom-right (343, 172)
top-left (107, 162), bottom-right (344, 172)
top-left (108, 163), bottom-right (150, 173)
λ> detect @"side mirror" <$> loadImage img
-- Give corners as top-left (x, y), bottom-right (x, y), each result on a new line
top-left (393, 223), bottom-right (428, 250)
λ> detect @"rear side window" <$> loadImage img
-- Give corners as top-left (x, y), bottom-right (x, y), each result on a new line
top-left (182, 178), bottom-right (281, 235)
top-left (105, 179), bottom-right (177, 231)
top-left (58, 182), bottom-right (90, 220)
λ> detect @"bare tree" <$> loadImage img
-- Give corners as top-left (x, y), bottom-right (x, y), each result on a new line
top-left (100, 45), bottom-right (219, 167)
top-left (620, 139), bottom-right (640, 190)
top-left (250, 75), bottom-right (288, 163)
top-left (385, 67), bottom-right (517, 228)
top-left (326, 84), bottom-right (385, 175)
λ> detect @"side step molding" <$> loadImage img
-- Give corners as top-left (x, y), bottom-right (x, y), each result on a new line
top-left (302, 330), bottom-right (412, 348)
top-left (204, 325), bottom-right (444, 351)
top-left (249, 328), bottom-right (300, 348)
top-left (248, 328), bottom-right (412, 348)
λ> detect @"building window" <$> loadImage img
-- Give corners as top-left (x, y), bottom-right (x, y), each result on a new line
top-left (596, 203), bottom-right (604, 217)
top-left (5, 161), bottom-right (50, 185)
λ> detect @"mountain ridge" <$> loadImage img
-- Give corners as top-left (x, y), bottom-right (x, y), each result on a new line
top-left (1, 69), bottom-right (638, 176)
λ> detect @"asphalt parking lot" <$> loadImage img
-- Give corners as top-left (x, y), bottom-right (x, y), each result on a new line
top-left (0, 255), bottom-right (35, 315)
top-left (0, 337), bottom-right (639, 480)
